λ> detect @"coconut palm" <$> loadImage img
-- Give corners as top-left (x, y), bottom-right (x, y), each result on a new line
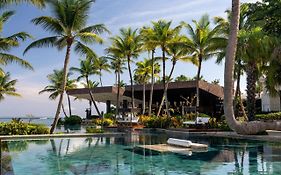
top-left (24, 0), bottom-right (109, 133)
top-left (140, 26), bottom-right (158, 116)
top-left (0, 0), bottom-right (45, 8)
top-left (174, 75), bottom-right (191, 82)
top-left (106, 54), bottom-right (126, 117)
top-left (147, 20), bottom-right (182, 117)
top-left (134, 59), bottom-right (153, 114)
top-left (181, 14), bottom-right (225, 115)
top-left (0, 72), bottom-right (20, 101)
top-left (156, 41), bottom-right (198, 117)
top-left (39, 69), bottom-right (77, 117)
top-left (93, 56), bottom-right (111, 86)
top-left (224, 0), bottom-right (281, 134)
top-left (80, 80), bottom-right (99, 118)
top-left (0, 10), bottom-right (33, 76)
top-left (106, 28), bottom-right (142, 111)
top-left (70, 57), bottom-right (101, 117)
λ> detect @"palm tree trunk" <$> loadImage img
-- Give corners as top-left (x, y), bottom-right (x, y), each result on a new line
top-left (157, 61), bottom-right (176, 117)
top-left (116, 70), bottom-right (121, 117)
top-left (67, 94), bottom-right (72, 116)
top-left (196, 58), bottom-right (202, 115)
top-left (224, 0), bottom-right (281, 134)
top-left (148, 49), bottom-right (155, 116)
top-left (127, 56), bottom-right (135, 109)
top-left (99, 69), bottom-right (103, 87)
top-left (142, 82), bottom-right (145, 115)
top-left (61, 104), bottom-right (68, 118)
top-left (246, 61), bottom-right (257, 121)
top-left (50, 42), bottom-right (72, 134)
top-left (86, 76), bottom-right (101, 117)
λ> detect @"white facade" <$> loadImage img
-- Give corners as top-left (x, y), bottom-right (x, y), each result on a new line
top-left (261, 89), bottom-right (281, 112)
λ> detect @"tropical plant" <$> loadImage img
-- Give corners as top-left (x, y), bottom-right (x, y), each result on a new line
top-left (150, 20), bottom-right (182, 117)
top-left (174, 75), bottom-right (191, 82)
top-left (39, 69), bottom-right (77, 117)
top-left (0, 0), bottom-right (45, 8)
top-left (134, 59), bottom-right (153, 114)
top-left (0, 10), bottom-right (33, 77)
top-left (106, 28), bottom-right (142, 111)
top-left (93, 56), bottom-right (111, 86)
top-left (81, 79), bottom-right (99, 116)
top-left (70, 57), bottom-right (101, 117)
top-left (224, 0), bottom-right (281, 134)
top-left (181, 14), bottom-right (225, 115)
top-left (24, 0), bottom-right (109, 133)
top-left (0, 72), bottom-right (20, 101)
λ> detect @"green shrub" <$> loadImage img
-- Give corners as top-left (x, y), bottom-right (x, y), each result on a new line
top-left (256, 112), bottom-right (281, 121)
top-left (64, 115), bottom-right (82, 125)
top-left (92, 118), bottom-right (114, 127)
top-left (140, 115), bottom-right (182, 128)
top-left (0, 121), bottom-right (50, 135)
top-left (86, 126), bottom-right (104, 133)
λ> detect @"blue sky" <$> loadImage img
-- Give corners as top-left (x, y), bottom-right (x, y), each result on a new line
top-left (0, 0), bottom-right (258, 117)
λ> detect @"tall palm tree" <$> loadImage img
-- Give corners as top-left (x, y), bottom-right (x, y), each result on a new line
top-left (70, 57), bottom-right (101, 117)
top-left (156, 41), bottom-right (198, 117)
top-left (39, 69), bottom-right (77, 117)
top-left (107, 54), bottom-right (126, 117)
top-left (24, 0), bottom-right (109, 133)
top-left (106, 28), bottom-right (142, 111)
top-left (93, 56), bottom-right (111, 86)
top-left (181, 14), bottom-right (225, 115)
top-left (140, 26), bottom-right (158, 116)
top-left (81, 79), bottom-right (99, 118)
top-left (0, 72), bottom-right (20, 101)
top-left (0, 0), bottom-right (45, 8)
top-left (0, 10), bottom-right (33, 76)
top-left (134, 59), bottom-right (153, 115)
top-left (224, 0), bottom-right (281, 134)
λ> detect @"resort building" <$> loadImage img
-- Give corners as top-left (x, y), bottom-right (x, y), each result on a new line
top-left (67, 80), bottom-right (224, 117)
top-left (261, 89), bottom-right (281, 112)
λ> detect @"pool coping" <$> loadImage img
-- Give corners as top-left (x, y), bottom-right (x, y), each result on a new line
top-left (160, 129), bottom-right (281, 142)
top-left (0, 132), bottom-right (126, 141)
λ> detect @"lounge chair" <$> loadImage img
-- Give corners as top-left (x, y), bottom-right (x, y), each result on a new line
top-left (183, 116), bottom-right (210, 126)
top-left (117, 113), bottom-right (139, 124)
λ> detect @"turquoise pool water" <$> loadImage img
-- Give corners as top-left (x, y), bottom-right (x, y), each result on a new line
top-left (1, 132), bottom-right (281, 175)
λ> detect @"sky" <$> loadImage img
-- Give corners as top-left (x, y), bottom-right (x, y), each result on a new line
top-left (0, 0), bottom-right (258, 118)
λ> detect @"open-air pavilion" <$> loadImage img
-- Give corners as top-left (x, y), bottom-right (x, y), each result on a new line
top-left (67, 80), bottom-right (224, 118)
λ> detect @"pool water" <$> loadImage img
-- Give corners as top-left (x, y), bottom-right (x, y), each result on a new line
top-left (1, 132), bottom-right (281, 175)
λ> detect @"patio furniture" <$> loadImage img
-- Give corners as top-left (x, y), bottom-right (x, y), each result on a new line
top-left (183, 116), bottom-right (210, 126)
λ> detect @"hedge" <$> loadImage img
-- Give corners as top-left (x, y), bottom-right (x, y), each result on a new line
top-left (0, 121), bottom-right (50, 135)
top-left (256, 112), bottom-right (281, 120)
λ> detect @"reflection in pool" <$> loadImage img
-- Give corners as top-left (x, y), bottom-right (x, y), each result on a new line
top-left (1, 132), bottom-right (281, 175)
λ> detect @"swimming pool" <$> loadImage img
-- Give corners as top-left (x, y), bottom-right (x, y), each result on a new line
top-left (1, 131), bottom-right (281, 175)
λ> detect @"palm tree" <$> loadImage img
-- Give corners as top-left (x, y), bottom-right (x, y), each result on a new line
top-left (24, 0), bottom-right (109, 133)
top-left (0, 10), bottom-right (33, 76)
top-left (174, 75), bottom-right (191, 82)
top-left (140, 26), bottom-right (158, 116)
top-left (148, 20), bottom-right (182, 117)
top-left (224, 0), bottom-right (281, 134)
top-left (70, 57), bottom-right (102, 117)
top-left (0, 72), bottom-right (20, 101)
top-left (181, 14), bottom-right (225, 116)
top-left (39, 69), bottom-right (77, 118)
top-left (107, 54), bottom-right (126, 117)
top-left (156, 41), bottom-right (198, 117)
top-left (134, 59), bottom-right (153, 114)
top-left (93, 56), bottom-right (111, 86)
top-left (106, 28), bottom-right (142, 111)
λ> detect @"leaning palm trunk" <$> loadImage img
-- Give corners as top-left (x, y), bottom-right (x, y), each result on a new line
top-left (61, 104), bottom-right (68, 118)
top-left (157, 61), bottom-right (176, 117)
top-left (224, 0), bottom-right (281, 135)
top-left (67, 94), bottom-right (72, 116)
top-left (148, 50), bottom-right (155, 116)
top-left (99, 69), bottom-right (103, 87)
top-left (195, 58), bottom-right (202, 115)
top-left (50, 43), bottom-right (71, 134)
top-left (246, 61), bottom-right (257, 121)
top-left (86, 76), bottom-right (101, 117)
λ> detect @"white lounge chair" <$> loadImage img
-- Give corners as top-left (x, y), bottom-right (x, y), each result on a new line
top-left (117, 113), bottom-right (139, 124)
top-left (183, 116), bottom-right (210, 126)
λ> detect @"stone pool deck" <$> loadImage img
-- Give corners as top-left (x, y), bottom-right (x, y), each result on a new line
top-left (160, 128), bottom-right (281, 142)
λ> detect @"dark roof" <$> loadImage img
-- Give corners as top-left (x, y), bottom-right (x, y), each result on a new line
top-left (125, 80), bottom-right (224, 99)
